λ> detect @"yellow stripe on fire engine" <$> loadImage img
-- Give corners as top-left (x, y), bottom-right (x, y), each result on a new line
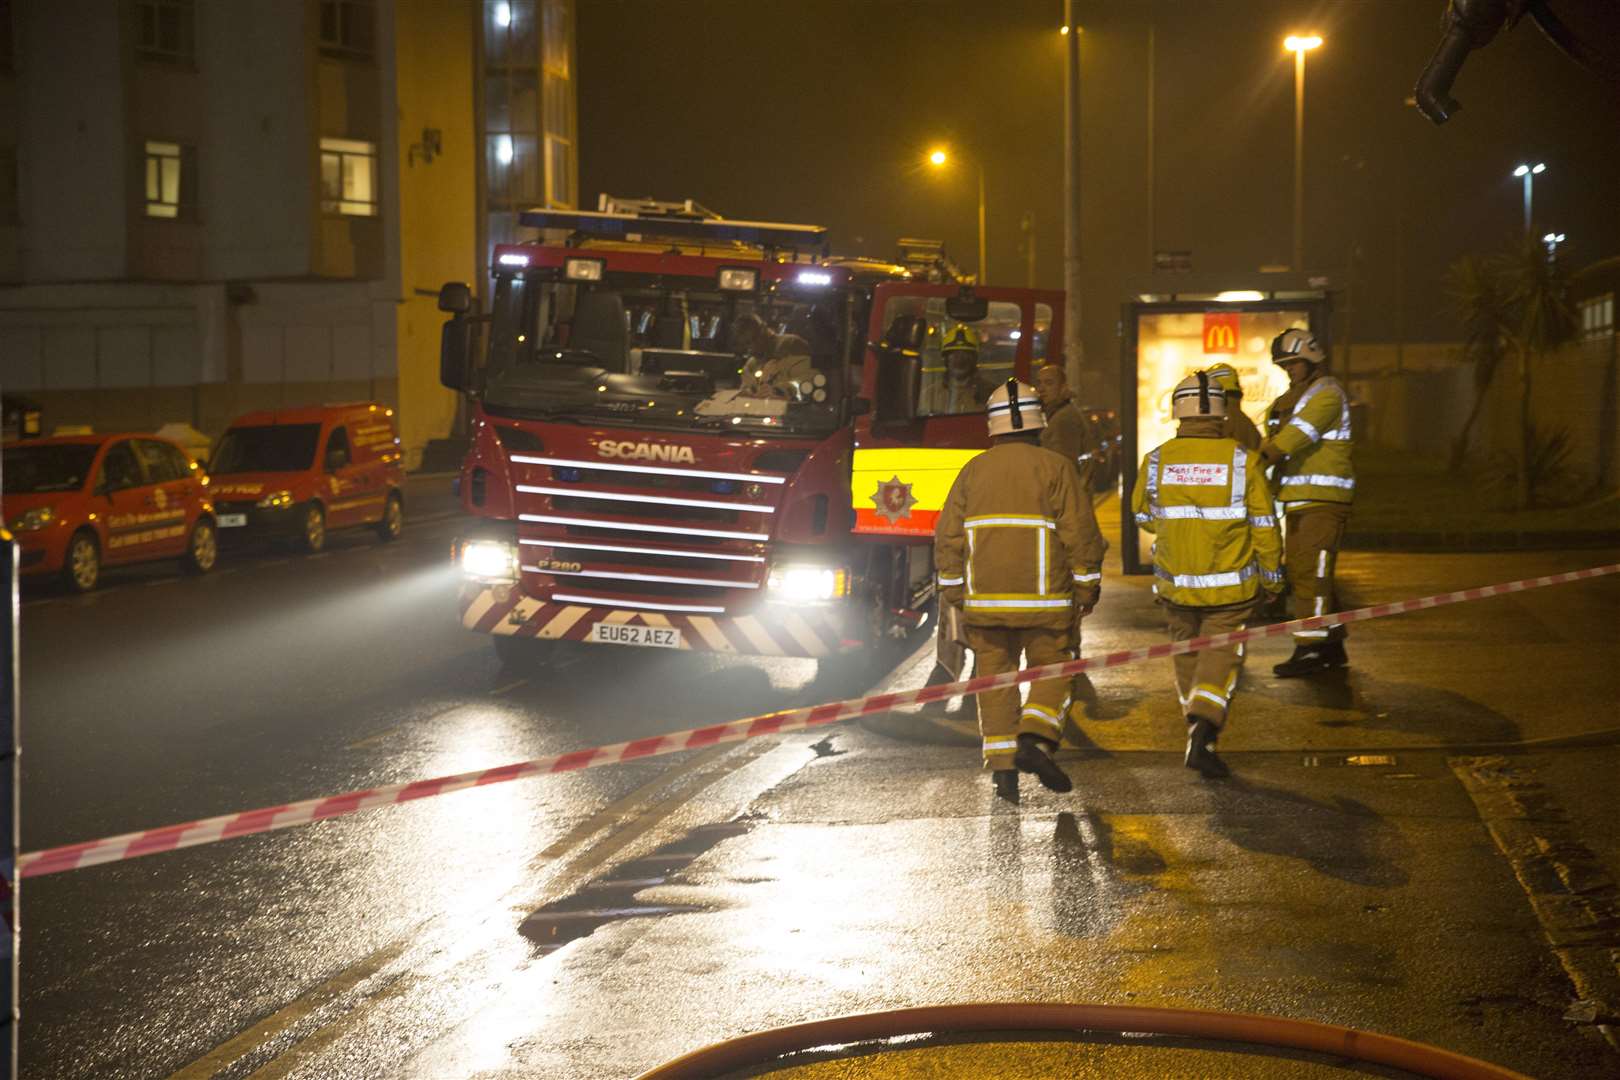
top-left (850, 446), bottom-right (983, 535)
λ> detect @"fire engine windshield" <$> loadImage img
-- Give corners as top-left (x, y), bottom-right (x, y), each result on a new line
top-left (479, 274), bottom-right (852, 436)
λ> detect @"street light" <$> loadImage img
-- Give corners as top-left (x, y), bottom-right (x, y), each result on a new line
top-left (926, 147), bottom-right (987, 283)
top-left (1513, 161), bottom-right (1546, 237)
top-left (1543, 231), bottom-right (1566, 256)
top-left (1284, 33), bottom-right (1323, 272)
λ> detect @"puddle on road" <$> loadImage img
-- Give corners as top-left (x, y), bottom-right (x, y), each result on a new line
top-left (519, 820), bottom-right (752, 955)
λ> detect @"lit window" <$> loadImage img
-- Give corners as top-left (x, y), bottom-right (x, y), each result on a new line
top-left (1580, 293), bottom-right (1614, 342)
top-left (320, 137), bottom-right (378, 217)
top-left (136, 0), bottom-right (195, 63)
top-left (144, 140), bottom-right (192, 219)
top-left (319, 0), bottom-right (374, 58)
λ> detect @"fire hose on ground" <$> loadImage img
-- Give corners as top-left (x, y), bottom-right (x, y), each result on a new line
top-left (632, 1002), bottom-right (1534, 1079)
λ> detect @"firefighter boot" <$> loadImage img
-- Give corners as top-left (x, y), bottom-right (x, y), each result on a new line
top-left (1184, 718), bottom-right (1230, 779)
top-left (992, 769), bottom-right (1020, 803)
top-left (1015, 734), bottom-right (1074, 794)
top-left (1272, 640), bottom-right (1349, 678)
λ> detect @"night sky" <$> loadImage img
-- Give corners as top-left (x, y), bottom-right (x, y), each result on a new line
top-left (576, 1), bottom-right (1619, 391)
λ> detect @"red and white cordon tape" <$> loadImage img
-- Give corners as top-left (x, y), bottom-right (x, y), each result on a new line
top-left (21, 561), bottom-right (1620, 879)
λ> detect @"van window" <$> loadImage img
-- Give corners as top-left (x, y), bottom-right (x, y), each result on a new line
top-left (212, 424), bottom-right (322, 474)
top-left (324, 426), bottom-right (351, 470)
top-left (135, 439), bottom-right (184, 482)
top-left (98, 441), bottom-right (144, 492)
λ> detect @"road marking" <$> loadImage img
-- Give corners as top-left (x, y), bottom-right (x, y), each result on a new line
top-left (307, 553), bottom-right (331, 561)
top-left (163, 940), bottom-right (410, 1080)
top-left (173, 741), bottom-right (755, 1079)
top-left (490, 678), bottom-right (528, 696)
top-left (145, 578), bottom-right (178, 588)
top-left (343, 725), bottom-right (404, 751)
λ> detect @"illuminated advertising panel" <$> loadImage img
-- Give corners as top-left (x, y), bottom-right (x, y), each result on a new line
top-left (1120, 298), bottom-right (1327, 573)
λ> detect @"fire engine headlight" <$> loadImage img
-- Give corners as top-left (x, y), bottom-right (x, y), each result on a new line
top-left (766, 564), bottom-right (849, 604)
top-left (257, 490), bottom-right (294, 509)
top-left (460, 539), bottom-right (519, 583)
top-left (10, 506), bottom-right (55, 532)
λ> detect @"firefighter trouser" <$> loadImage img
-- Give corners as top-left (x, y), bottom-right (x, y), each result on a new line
top-left (965, 624), bottom-right (1073, 770)
top-left (1285, 503), bottom-right (1351, 645)
top-left (1163, 601), bottom-right (1249, 730)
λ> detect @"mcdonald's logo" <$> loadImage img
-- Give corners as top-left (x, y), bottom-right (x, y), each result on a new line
top-left (1203, 312), bottom-right (1240, 354)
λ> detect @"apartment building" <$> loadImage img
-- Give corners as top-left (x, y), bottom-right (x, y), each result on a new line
top-left (0, 0), bottom-right (577, 467)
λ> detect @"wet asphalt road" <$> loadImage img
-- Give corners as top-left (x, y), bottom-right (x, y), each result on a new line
top-left (15, 495), bottom-right (1620, 1079)
top-left (18, 501), bottom-right (910, 1079)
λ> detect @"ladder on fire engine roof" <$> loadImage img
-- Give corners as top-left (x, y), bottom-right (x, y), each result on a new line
top-left (518, 197), bottom-right (830, 259)
top-left (897, 237), bottom-right (969, 284)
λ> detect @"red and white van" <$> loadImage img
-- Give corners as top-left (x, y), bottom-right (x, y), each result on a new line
top-left (208, 403), bottom-right (406, 553)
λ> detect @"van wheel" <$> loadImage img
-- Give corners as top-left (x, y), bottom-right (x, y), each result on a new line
top-left (376, 493), bottom-right (403, 542)
top-left (299, 504), bottom-right (326, 553)
top-left (183, 519), bottom-right (218, 575)
top-left (62, 530), bottom-right (100, 593)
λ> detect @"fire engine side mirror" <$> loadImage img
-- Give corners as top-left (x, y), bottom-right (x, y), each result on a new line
top-left (437, 282), bottom-right (472, 314)
top-left (440, 318), bottom-right (473, 392)
top-left (945, 287), bottom-right (989, 324)
top-left (873, 345), bottom-right (920, 423)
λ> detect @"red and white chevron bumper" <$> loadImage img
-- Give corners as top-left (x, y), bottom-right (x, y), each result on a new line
top-left (460, 584), bottom-right (858, 658)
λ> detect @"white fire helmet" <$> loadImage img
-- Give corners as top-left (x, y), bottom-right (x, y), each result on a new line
top-left (986, 378), bottom-right (1046, 437)
top-left (1271, 327), bottom-right (1326, 366)
top-left (1171, 370), bottom-right (1228, 419)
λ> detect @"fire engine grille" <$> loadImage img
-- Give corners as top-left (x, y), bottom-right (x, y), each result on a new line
top-left (512, 455), bottom-right (787, 609)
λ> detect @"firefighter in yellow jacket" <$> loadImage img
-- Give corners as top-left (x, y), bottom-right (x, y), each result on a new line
top-left (1203, 362), bottom-right (1262, 451)
top-left (936, 378), bottom-right (1107, 801)
top-left (1133, 371), bottom-right (1283, 777)
top-left (1261, 328), bottom-right (1355, 677)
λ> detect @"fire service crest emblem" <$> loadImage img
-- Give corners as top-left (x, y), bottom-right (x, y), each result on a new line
top-left (870, 475), bottom-right (918, 525)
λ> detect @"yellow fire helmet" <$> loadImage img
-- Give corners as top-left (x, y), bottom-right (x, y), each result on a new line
top-left (1205, 361), bottom-right (1242, 397)
top-left (1171, 370), bottom-right (1228, 419)
top-left (986, 378), bottom-right (1046, 437)
top-left (1271, 327), bottom-right (1325, 366)
top-left (940, 323), bottom-right (982, 354)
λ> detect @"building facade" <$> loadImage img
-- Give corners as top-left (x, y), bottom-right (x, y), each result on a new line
top-left (0, 0), bottom-right (577, 468)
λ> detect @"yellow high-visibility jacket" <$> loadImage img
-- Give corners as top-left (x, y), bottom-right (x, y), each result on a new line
top-left (1263, 372), bottom-right (1355, 506)
top-left (1132, 427), bottom-right (1283, 608)
top-left (935, 439), bottom-right (1107, 630)
top-left (1223, 407), bottom-right (1263, 451)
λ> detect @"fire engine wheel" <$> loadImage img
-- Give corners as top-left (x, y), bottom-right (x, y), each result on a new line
top-left (493, 634), bottom-right (558, 670)
top-left (376, 493), bottom-right (404, 542)
top-left (182, 519), bottom-right (218, 575)
top-left (62, 530), bottom-right (100, 593)
top-left (299, 504), bottom-right (327, 554)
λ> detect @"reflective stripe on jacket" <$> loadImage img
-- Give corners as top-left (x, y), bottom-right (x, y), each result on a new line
top-left (1264, 373), bottom-right (1354, 506)
top-left (1132, 430), bottom-right (1283, 608)
top-left (935, 440), bottom-right (1107, 629)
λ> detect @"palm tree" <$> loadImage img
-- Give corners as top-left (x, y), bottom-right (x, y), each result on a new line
top-left (1443, 254), bottom-right (1511, 472)
top-left (1501, 239), bottom-right (1578, 507)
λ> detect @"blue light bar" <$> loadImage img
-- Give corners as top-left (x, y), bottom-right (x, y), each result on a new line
top-left (519, 208), bottom-right (828, 251)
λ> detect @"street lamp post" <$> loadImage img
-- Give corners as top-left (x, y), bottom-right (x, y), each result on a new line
top-left (1284, 34), bottom-right (1322, 272)
top-left (1513, 162), bottom-right (1545, 237)
top-left (926, 148), bottom-right (987, 283)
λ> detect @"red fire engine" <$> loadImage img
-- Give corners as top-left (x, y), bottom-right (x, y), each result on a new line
top-left (437, 198), bottom-right (1063, 668)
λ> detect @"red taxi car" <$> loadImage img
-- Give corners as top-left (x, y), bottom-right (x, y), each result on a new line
top-left (207, 403), bottom-right (405, 553)
top-left (3, 432), bottom-right (217, 591)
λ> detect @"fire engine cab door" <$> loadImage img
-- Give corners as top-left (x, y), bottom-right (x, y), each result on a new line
top-left (851, 282), bottom-right (1065, 538)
